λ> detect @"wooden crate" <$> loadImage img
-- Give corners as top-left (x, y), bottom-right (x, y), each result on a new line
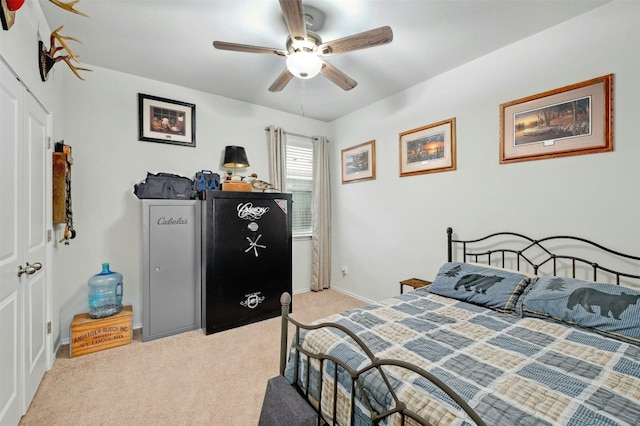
top-left (70, 305), bottom-right (133, 357)
top-left (222, 181), bottom-right (252, 192)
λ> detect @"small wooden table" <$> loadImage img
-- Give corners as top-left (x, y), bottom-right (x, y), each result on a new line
top-left (400, 278), bottom-right (431, 294)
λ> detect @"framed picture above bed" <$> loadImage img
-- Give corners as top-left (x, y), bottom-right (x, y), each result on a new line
top-left (341, 140), bottom-right (376, 184)
top-left (138, 93), bottom-right (196, 147)
top-left (399, 118), bottom-right (456, 177)
top-left (499, 74), bottom-right (613, 164)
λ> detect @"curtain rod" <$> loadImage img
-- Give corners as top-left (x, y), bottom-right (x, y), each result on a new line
top-left (285, 131), bottom-right (315, 140)
top-left (265, 127), bottom-right (316, 141)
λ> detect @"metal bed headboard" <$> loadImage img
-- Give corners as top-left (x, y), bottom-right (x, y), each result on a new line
top-left (276, 228), bottom-right (640, 426)
top-left (447, 226), bottom-right (640, 285)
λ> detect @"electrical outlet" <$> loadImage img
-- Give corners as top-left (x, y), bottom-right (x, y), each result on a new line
top-left (341, 266), bottom-right (348, 276)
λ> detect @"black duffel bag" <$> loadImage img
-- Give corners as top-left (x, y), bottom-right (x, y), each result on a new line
top-left (134, 172), bottom-right (196, 200)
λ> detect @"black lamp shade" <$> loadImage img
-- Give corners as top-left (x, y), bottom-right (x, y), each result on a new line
top-left (223, 145), bottom-right (250, 168)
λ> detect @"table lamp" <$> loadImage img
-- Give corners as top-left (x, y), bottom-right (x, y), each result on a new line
top-left (223, 145), bottom-right (250, 178)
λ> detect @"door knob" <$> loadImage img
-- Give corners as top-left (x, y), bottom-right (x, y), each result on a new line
top-left (17, 262), bottom-right (43, 277)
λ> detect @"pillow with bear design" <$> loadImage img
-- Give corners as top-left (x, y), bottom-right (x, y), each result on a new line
top-left (522, 276), bottom-right (640, 345)
top-left (427, 262), bottom-right (531, 312)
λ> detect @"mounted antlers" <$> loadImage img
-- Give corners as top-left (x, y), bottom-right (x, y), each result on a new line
top-left (39, 25), bottom-right (92, 81)
top-left (48, 0), bottom-right (88, 17)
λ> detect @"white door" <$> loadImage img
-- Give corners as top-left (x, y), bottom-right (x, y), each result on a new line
top-left (22, 84), bottom-right (49, 409)
top-left (0, 57), bottom-right (24, 426)
top-left (0, 60), bottom-right (49, 425)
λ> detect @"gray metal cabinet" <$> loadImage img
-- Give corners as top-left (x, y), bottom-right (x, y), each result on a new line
top-left (142, 200), bottom-right (201, 341)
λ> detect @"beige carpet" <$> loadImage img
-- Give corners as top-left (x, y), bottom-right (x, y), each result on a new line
top-left (19, 290), bottom-right (365, 426)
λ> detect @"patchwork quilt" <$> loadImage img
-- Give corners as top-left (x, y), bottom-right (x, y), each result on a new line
top-left (284, 288), bottom-right (640, 425)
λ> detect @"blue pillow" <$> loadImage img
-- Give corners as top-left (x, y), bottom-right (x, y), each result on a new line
top-left (522, 276), bottom-right (640, 345)
top-left (427, 262), bottom-right (531, 312)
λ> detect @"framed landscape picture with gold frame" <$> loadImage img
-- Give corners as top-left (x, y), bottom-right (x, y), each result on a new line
top-left (341, 140), bottom-right (376, 184)
top-left (399, 118), bottom-right (456, 177)
top-left (500, 74), bottom-right (613, 164)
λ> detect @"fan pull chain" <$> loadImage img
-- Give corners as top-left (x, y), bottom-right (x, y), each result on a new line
top-left (300, 80), bottom-right (306, 118)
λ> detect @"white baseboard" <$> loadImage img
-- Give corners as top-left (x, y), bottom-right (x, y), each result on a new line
top-left (328, 286), bottom-right (376, 305)
top-left (58, 288), bottom-right (366, 346)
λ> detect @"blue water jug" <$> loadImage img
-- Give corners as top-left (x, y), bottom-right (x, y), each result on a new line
top-left (88, 263), bottom-right (123, 319)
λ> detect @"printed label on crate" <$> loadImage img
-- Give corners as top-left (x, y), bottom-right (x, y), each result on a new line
top-left (73, 325), bottom-right (130, 349)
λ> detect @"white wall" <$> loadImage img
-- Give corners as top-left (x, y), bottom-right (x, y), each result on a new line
top-left (0, 2), bottom-right (53, 101)
top-left (1, 0), bottom-right (63, 353)
top-left (52, 66), bottom-right (331, 342)
top-left (4, 0), bottom-right (639, 347)
top-left (2, 3), bottom-right (328, 347)
top-left (329, 1), bottom-right (640, 303)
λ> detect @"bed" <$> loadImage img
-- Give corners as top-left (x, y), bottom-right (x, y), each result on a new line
top-left (270, 227), bottom-right (640, 425)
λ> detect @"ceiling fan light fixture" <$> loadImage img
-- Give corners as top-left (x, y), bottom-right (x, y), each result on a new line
top-left (212, 1), bottom-right (392, 92)
top-left (286, 51), bottom-right (322, 79)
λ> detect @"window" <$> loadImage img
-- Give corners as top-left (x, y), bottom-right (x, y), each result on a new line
top-left (286, 136), bottom-right (313, 237)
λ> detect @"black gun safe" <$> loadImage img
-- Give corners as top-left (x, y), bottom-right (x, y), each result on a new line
top-left (201, 191), bottom-right (292, 334)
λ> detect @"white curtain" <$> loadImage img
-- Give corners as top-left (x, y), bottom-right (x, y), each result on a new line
top-left (266, 127), bottom-right (331, 292)
top-left (265, 125), bottom-right (287, 191)
top-left (311, 136), bottom-right (331, 292)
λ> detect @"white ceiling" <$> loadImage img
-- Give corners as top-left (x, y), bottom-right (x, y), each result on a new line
top-left (37, 0), bottom-right (609, 122)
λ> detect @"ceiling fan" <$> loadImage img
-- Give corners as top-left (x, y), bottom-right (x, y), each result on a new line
top-left (212, 0), bottom-right (393, 92)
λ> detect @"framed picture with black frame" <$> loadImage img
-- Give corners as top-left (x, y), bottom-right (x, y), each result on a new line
top-left (138, 93), bottom-right (196, 147)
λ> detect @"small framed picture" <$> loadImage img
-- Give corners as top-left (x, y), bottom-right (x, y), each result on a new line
top-left (138, 93), bottom-right (196, 147)
top-left (399, 118), bottom-right (456, 177)
top-left (500, 74), bottom-right (613, 163)
top-left (341, 140), bottom-right (376, 184)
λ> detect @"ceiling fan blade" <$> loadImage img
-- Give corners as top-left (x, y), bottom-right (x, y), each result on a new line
top-left (213, 41), bottom-right (287, 56)
top-left (318, 26), bottom-right (393, 56)
top-left (269, 69), bottom-right (294, 92)
top-left (279, 0), bottom-right (307, 42)
top-left (320, 61), bottom-right (357, 91)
